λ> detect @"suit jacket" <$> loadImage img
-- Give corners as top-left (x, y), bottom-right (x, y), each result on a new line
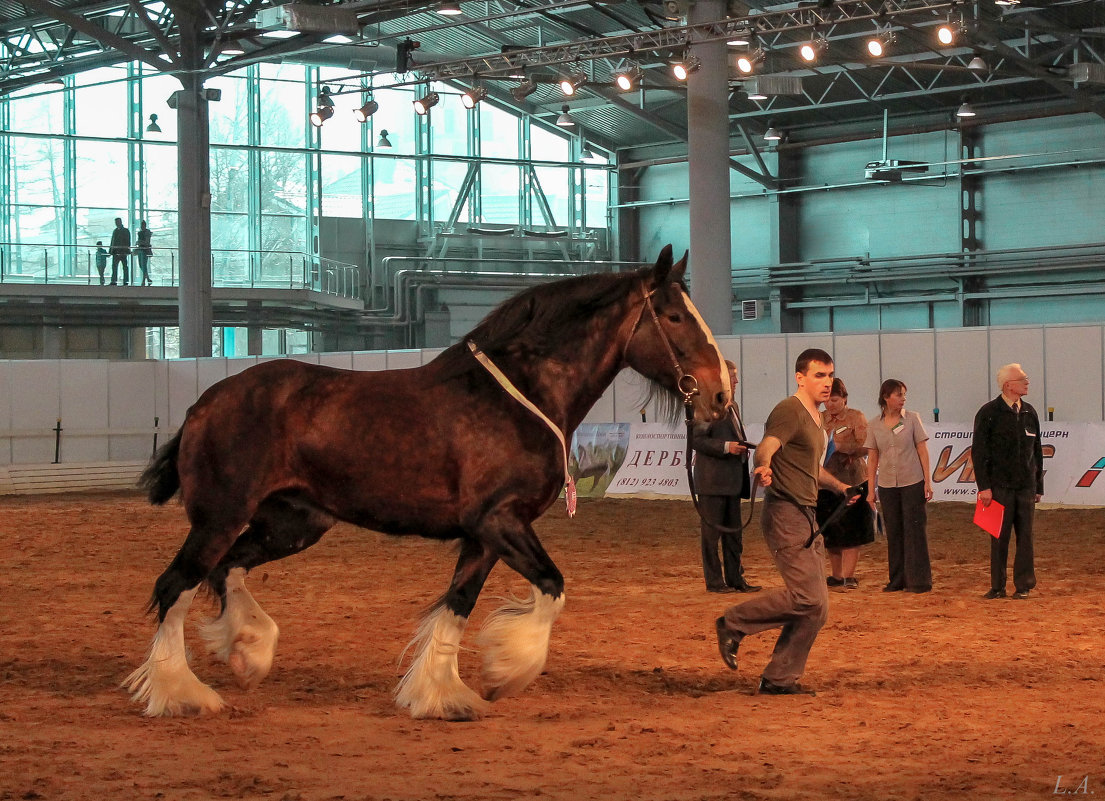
top-left (691, 404), bottom-right (751, 498)
top-left (972, 395), bottom-right (1044, 495)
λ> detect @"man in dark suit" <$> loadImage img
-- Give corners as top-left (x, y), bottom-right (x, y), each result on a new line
top-left (692, 361), bottom-right (760, 593)
top-left (972, 362), bottom-right (1044, 600)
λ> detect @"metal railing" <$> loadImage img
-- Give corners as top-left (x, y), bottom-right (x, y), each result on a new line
top-left (0, 242), bottom-right (361, 300)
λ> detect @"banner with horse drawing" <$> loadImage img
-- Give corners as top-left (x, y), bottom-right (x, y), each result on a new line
top-left (581, 421), bottom-right (1105, 506)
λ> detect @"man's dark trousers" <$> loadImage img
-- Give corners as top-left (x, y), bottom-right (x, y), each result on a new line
top-left (990, 486), bottom-right (1036, 594)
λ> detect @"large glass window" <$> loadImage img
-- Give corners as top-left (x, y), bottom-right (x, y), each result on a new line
top-left (7, 85), bottom-right (63, 135)
top-left (429, 87), bottom-right (468, 157)
top-left (480, 105), bottom-right (519, 159)
top-left (260, 63), bottom-right (306, 149)
top-left (432, 160), bottom-right (470, 224)
top-left (11, 135), bottom-right (65, 205)
top-left (142, 143), bottom-right (179, 212)
top-left (261, 150), bottom-right (307, 213)
top-left (584, 168), bottom-right (609, 229)
top-left (208, 72), bottom-right (249, 146)
top-left (75, 67), bottom-right (129, 139)
top-left (322, 154), bottom-right (363, 218)
top-left (533, 166), bottom-right (569, 228)
top-left (75, 140), bottom-right (129, 209)
top-left (481, 163), bottom-right (520, 224)
top-left (373, 157), bottom-right (417, 220)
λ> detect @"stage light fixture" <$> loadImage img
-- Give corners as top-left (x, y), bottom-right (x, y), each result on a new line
top-left (413, 90), bottom-right (439, 115)
top-left (559, 71), bottom-right (586, 96)
top-left (764, 124), bottom-right (782, 141)
top-left (316, 86), bottom-right (334, 108)
top-left (556, 105), bottom-right (576, 127)
top-left (614, 64), bottom-right (642, 91)
top-left (460, 85), bottom-right (487, 109)
top-left (672, 53), bottom-right (701, 81)
top-left (967, 55), bottom-right (988, 73)
top-left (799, 37), bottom-right (828, 63)
top-left (511, 77), bottom-right (537, 102)
top-left (956, 98), bottom-right (976, 118)
top-left (735, 48), bottom-right (765, 75)
top-left (376, 129), bottom-right (392, 148)
top-left (437, 1), bottom-right (462, 14)
top-left (353, 98), bottom-right (379, 122)
top-left (726, 27), bottom-right (752, 47)
top-left (309, 105), bottom-right (334, 127)
top-left (145, 114), bottom-right (162, 133)
top-left (867, 30), bottom-right (896, 58)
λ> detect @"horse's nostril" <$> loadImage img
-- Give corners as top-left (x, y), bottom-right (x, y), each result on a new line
top-left (715, 391), bottom-right (727, 406)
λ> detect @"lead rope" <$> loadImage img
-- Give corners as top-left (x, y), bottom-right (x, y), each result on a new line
top-left (467, 341), bottom-right (577, 517)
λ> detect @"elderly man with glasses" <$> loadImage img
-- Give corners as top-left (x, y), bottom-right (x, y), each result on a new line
top-left (972, 363), bottom-right (1044, 600)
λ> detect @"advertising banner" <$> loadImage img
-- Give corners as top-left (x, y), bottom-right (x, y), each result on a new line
top-left (574, 421), bottom-right (1105, 506)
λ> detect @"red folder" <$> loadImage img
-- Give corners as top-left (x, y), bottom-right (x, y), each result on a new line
top-left (973, 496), bottom-right (1005, 539)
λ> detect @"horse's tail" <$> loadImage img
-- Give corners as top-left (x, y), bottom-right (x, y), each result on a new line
top-left (139, 430), bottom-right (182, 505)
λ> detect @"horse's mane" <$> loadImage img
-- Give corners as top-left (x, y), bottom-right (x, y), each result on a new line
top-left (434, 267), bottom-right (650, 378)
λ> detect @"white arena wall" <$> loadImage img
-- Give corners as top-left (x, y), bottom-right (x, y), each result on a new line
top-left (1, 323), bottom-right (1103, 492)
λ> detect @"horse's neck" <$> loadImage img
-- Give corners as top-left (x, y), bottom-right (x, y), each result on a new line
top-left (514, 301), bottom-right (633, 436)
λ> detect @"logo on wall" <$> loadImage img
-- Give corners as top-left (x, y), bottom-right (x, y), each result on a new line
top-left (1075, 457), bottom-right (1105, 488)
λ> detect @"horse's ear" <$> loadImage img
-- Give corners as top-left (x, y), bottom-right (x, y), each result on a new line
top-left (671, 250), bottom-right (688, 282)
top-left (651, 244), bottom-right (674, 285)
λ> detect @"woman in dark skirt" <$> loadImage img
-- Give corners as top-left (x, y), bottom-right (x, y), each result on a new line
top-left (818, 378), bottom-right (875, 589)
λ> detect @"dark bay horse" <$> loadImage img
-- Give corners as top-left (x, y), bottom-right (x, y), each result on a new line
top-left (124, 245), bottom-right (731, 720)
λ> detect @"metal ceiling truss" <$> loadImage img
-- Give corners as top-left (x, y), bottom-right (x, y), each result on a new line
top-left (414, 0), bottom-right (958, 82)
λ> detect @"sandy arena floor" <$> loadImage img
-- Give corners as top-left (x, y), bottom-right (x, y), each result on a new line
top-left (0, 492), bottom-right (1102, 801)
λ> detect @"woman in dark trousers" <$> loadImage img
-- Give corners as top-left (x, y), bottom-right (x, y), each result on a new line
top-left (864, 379), bottom-right (933, 593)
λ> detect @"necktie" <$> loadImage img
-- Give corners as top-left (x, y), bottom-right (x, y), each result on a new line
top-left (1012, 401), bottom-right (1020, 414)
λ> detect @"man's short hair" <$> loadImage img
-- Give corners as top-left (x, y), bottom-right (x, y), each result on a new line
top-left (997, 363), bottom-right (1024, 388)
top-left (795, 348), bottom-right (833, 374)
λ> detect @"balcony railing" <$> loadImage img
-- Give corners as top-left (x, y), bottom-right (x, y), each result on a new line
top-left (0, 243), bottom-right (361, 300)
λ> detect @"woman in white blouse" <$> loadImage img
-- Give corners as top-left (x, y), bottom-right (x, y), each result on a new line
top-left (864, 379), bottom-right (933, 593)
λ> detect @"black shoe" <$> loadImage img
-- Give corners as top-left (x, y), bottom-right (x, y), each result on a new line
top-left (715, 617), bottom-right (741, 670)
top-left (758, 678), bottom-right (816, 696)
top-left (826, 576), bottom-right (845, 588)
top-left (883, 584), bottom-right (904, 592)
top-left (732, 579), bottom-right (761, 593)
top-left (983, 588), bottom-right (1007, 599)
top-left (1012, 589), bottom-right (1030, 599)
top-left (707, 585), bottom-right (737, 594)
top-left (843, 577), bottom-right (859, 590)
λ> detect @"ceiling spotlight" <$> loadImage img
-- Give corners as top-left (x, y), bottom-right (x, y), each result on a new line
top-left (437, 1), bottom-right (462, 14)
top-left (145, 113), bottom-right (162, 133)
top-left (726, 26), bottom-right (752, 47)
top-left (460, 85), bottom-right (487, 109)
top-left (614, 64), bottom-right (643, 91)
top-left (936, 23), bottom-right (956, 46)
top-left (45, 76), bottom-right (65, 87)
top-left (353, 98), bottom-right (379, 122)
top-left (316, 86), bottom-right (334, 108)
top-left (967, 55), bottom-right (988, 73)
top-left (376, 129), bottom-right (393, 149)
top-left (994, 0), bottom-right (1020, 5)
top-left (556, 105), bottom-right (576, 127)
top-left (743, 79), bottom-right (768, 101)
top-left (511, 77), bottom-right (538, 102)
top-left (221, 43), bottom-right (245, 56)
top-left (764, 124), bottom-right (782, 141)
top-left (413, 90), bottom-right (439, 115)
top-left (735, 48), bottom-right (765, 75)
top-left (799, 37), bottom-right (828, 63)
top-left (559, 71), bottom-right (586, 96)
top-left (867, 30), bottom-right (896, 58)
top-left (672, 53), bottom-right (702, 81)
top-left (309, 105), bottom-right (334, 127)
top-left (956, 98), bottom-right (976, 118)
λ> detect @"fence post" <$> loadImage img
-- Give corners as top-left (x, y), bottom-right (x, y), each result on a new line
top-left (152, 415), bottom-right (160, 458)
top-left (53, 418), bottom-right (62, 464)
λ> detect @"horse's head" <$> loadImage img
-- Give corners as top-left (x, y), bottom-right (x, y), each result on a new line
top-left (624, 245), bottom-right (731, 422)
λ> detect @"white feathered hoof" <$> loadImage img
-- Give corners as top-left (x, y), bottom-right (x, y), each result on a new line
top-left (200, 568), bottom-right (280, 690)
top-left (395, 606), bottom-right (491, 721)
top-left (122, 655), bottom-right (226, 717)
top-left (477, 589), bottom-right (564, 702)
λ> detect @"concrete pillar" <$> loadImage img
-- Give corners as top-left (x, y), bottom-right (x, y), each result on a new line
top-left (686, 0), bottom-right (733, 336)
top-left (247, 300), bottom-right (264, 356)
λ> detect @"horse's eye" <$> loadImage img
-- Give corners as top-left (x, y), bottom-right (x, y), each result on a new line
top-left (667, 313), bottom-right (683, 324)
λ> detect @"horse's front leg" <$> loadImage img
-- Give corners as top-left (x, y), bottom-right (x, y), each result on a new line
top-left (475, 518), bottom-right (565, 703)
top-left (396, 539), bottom-right (497, 721)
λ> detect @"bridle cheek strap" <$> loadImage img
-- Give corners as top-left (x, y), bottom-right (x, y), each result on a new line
top-left (624, 281), bottom-right (700, 407)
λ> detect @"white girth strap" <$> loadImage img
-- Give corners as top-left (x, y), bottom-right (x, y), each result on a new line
top-left (467, 340), bottom-right (573, 502)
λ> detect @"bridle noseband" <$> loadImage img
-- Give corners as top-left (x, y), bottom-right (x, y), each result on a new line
top-left (627, 281), bottom-right (700, 410)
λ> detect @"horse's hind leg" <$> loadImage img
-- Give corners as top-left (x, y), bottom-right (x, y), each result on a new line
top-left (396, 538), bottom-right (497, 721)
top-left (475, 517), bottom-right (565, 703)
top-left (203, 495), bottom-right (334, 691)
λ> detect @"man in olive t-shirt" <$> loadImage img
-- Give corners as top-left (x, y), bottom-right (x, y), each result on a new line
top-left (714, 348), bottom-right (853, 695)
